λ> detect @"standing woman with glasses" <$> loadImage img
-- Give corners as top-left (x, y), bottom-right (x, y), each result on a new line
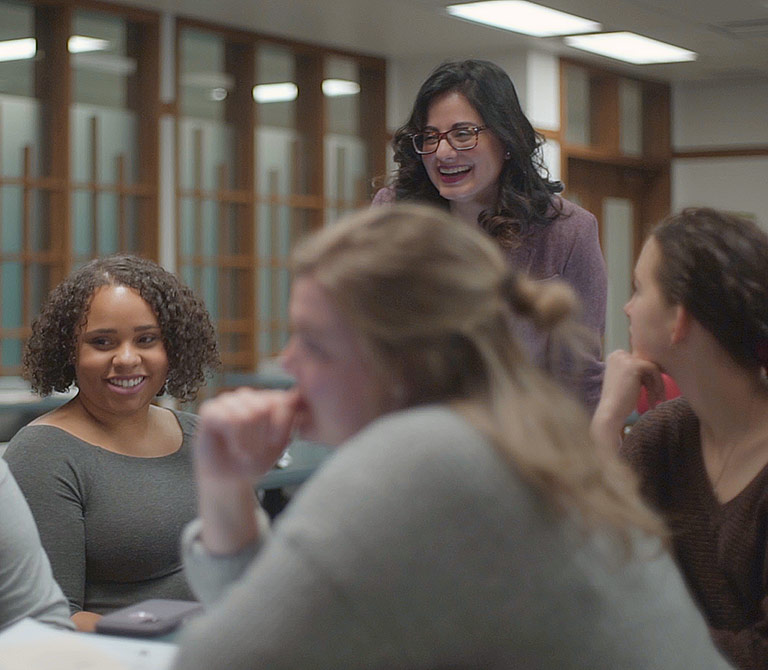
top-left (373, 59), bottom-right (606, 410)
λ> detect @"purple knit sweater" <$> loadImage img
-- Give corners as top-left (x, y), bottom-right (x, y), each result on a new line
top-left (372, 188), bottom-right (606, 410)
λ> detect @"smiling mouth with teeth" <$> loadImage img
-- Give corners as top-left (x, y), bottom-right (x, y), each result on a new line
top-left (439, 166), bottom-right (471, 174)
top-left (109, 377), bottom-right (146, 388)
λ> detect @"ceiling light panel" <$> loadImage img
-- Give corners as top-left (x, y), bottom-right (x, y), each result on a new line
top-left (564, 32), bottom-right (698, 64)
top-left (446, 1), bottom-right (601, 37)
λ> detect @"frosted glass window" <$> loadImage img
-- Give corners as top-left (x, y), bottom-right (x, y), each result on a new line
top-left (324, 56), bottom-right (367, 224)
top-left (620, 79), bottom-right (643, 156)
top-left (0, 91), bottom-right (41, 180)
top-left (602, 197), bottom-right (633, 354)
top-left (72, 13), bottom-right (132, 108)
top-left (326, 56), bottom-right (359, 136)
top-left (565, 66), bottom-right (590, 146)
top-left (180, 31), bottom-right (228, 122)
top-left (0, 1), bottom-right (34, 98)
top-left (256, 44), bottom-right (296, 130)
top-left (70, 12), bottom-right (140, 263)
top-left (178, 27), bottom-right (252, 372)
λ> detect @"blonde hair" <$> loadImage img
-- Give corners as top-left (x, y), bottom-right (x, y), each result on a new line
top-left (293, 204), bottom-right (664, 544)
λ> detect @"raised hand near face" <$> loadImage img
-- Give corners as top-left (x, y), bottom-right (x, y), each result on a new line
top-left (194, 388), bottom-right (300, 481)
top-left (591, 350), bottom-right (666, 450)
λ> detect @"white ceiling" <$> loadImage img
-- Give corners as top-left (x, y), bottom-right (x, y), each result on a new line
top-left (114, 0), bottom-right (768, 83)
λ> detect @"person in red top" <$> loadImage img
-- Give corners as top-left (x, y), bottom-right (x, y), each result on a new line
top-left (592, 208), bottom-right (768, 669)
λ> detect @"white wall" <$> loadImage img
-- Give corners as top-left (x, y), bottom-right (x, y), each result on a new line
top-left (671, 79), bottom-right (768, 232)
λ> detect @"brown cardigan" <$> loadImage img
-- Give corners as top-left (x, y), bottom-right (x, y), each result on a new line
top-left (623, 397), bottom-right (768, 670)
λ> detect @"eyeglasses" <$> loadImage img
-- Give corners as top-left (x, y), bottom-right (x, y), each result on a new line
top-left (411, 125), bottom-right (487, 155)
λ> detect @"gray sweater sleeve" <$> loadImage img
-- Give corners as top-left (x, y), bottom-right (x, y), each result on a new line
top-left (4, 429), bottom-right (88, 613)
top-left (0, 460), bottom-right (73, 630)
top-left (173, 406), bottom-right (731, 670)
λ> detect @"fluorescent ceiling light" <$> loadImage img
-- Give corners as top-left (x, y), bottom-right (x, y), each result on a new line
top-left (0, 35), bottom-right (110, 63)
top-left (564, 32), bottom-right (697, 64)
top-left (253, 82), bottom-right (298, 103)
top-left (446, 1), bottom-right (600, 37)
top-left (322, 79), bottom-right (360, 97)
top-left (251, 79), bottom-right (360, 104)
top-left (0, 37), bottom-right (36, 63)
top-left (67, 36), bottom-right (110, 54)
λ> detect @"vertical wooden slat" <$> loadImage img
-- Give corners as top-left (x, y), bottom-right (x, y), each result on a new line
top-left (127, 18), bottom-right (160, 260)
top-left (0, 104), bottom-right (3, 338)
top-left (355, 176), bottom-right (367, 205)
top-left (335, 144), bottom-right (346, 213)
top-left (35, 3), bottom-right (71, 282)
top-left (224, 39), bottom-right (256, 369)
top-left (589, 74), bottom-right (620, 153)
top-left (193, 127), bottom-right (203, 296)
top-left (289, 136), bottom-right (302, 243)
top-left (216, 163), bottom-right (228, 336)
top-left (268, 169), bottom-right (279, 355)
top-left (90, 115), bottom-right (99, 257)
top-left (295, 53), bottom-right (324, 230)
top-left (358, 60), bottom-right (386, 200)
top-left (116, 155), bottom-right (126, 251)
top-left (558, 60), bottom-right (570, 193)
top-left (22, 147), bottom-right (31, 330)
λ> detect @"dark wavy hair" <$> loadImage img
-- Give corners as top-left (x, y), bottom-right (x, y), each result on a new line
top-left (24, 254), bottom-right (220, 401)
top-left (390, 59), bottom-right (563, 248)
top-left (653, 208), bottom-right (768, 371)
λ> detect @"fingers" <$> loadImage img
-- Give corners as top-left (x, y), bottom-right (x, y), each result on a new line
top-left (598, 350), bottom-right (665, 426)
top-left (195, 388), bottom-right (299, 479)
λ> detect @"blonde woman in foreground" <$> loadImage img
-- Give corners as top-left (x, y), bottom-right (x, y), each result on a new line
top-left (592, 208), bottom-right (768, 669)
top-left (174, 205), bottom-right (729, 669)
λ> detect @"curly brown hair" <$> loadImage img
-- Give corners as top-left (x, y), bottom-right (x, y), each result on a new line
top-left (24, 254), bottom-right (220, 401)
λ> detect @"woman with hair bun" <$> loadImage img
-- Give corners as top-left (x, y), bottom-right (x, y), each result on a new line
top-left (592, 208), bottom-right (768, 669)
top-left (171, 205), bottom-right (728, 670)
top-left (4, 254), bottom-right (220, 631)
top-left (374, 59), bottom-right (606, 410)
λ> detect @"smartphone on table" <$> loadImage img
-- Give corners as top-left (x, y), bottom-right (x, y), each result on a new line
top-left (95, 599), bottom-right (204, 637)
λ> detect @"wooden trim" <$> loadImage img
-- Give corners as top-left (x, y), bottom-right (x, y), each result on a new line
top-left (359, 59), bottom-right (388, 199)
top-left (589, 74), bottom-right (620, 153)
top-left (561, 144), bottom-right (666, 171)
top-left (31, 0), bottom-right (159, 23)
top-left (673, 146), bottom-right (768, 159)
top-left (35, 2), bottom-right (72, 283)
top-left (176, 16), bottom-right (386, 67)
top-left (295, 53), bottom-right (325, 229)
top-left (558, 59), bottom-right (569, 188)
top-left (537, 127), bottom-right (560, 142)
top-left (224, 39), bottom-right (256, 369)
top-left (128, 17), bottom-right (161, 259)
top-left (642, 81), bottom-right (671, 160)
top-left (176, 16), bottom-right (258, 44)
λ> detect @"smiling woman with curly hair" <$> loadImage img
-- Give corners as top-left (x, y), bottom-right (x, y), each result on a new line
top-left (4, 254), bottom-right (220, 632)
top-left (24, 254), bottom-right (219, 401)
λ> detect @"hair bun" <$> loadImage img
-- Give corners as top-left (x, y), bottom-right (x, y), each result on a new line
top-left (504, 273), bottom-right (579, 331)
